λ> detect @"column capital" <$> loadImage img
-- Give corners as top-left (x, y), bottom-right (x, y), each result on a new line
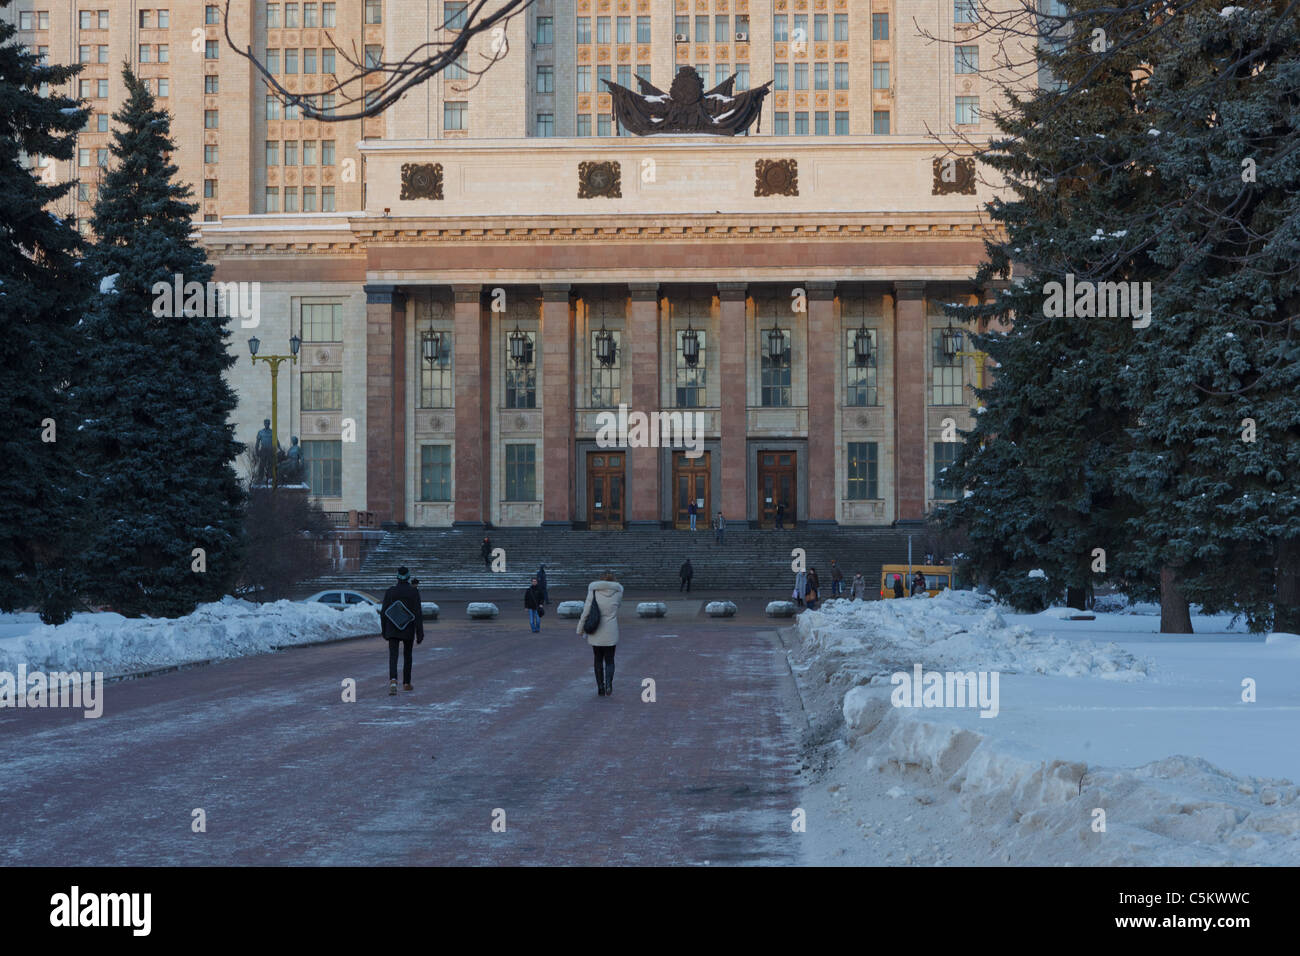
top-left (893, 280), bottom-right (926, 301)
top-left (540, 283), bottom-right (572, 303)
top-left (451, 284), bottom-right (482, 304)
top-left (717, 282), bottom-right (748, 302)
top-left (805, 281), bottom-right (836, 301)
top-left (364, 284), bottom-right (402, 306)
top-left (628, 282), bottom-right (659, 302)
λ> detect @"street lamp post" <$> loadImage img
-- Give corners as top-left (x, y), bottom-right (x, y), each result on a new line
top-left (248, 333), bottom-right (301, 487)
top-left (940, 319), bottom-right (989, 407)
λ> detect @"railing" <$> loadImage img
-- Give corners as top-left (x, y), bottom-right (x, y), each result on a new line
top-left (322, 510), bottom-right (378, 529)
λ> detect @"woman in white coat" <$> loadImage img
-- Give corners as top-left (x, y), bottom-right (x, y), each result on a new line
top-left (577, 571), bottom-right (624, 697)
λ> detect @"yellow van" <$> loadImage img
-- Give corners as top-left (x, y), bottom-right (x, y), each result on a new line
top-left (880, 565), bottom-right (953, 599)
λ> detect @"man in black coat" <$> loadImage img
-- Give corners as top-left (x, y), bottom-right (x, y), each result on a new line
top-left (679, 559), bottom-right (694, 592)
top-left (380, 566), bottom-right (424, 694)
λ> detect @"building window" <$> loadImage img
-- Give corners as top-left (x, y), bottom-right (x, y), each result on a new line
top-left (266, 141), bottom-right (279, 166)
top-left (714, 15), bottom-right (729, 42)
top-left (873, 110), bottom-right (890, 134)
top-left (834, 62), bottom-right (849, 90)
top-left (158, 9), bottom-right (169, 28)
top-left (536, 113), bottom-right (554, 136)
top-left (302, 302), bottom-right (342, 341)
top-left (206, 109), bottom-right (220, 127)
top-left (774, 15), bottom-right (788, 42)
top-left (873, 62), bottom-right (889, 90)
top-left (364, 0), bottom-right (382, 25)
top-left (675, 14), bottom-right (688, 38)
top-left (597, 113), bottom-right (611, 136)
top-left (323, 48), bottom-right (335, 73)
top-left (205, 75), bottom-right (219, 94)
top-left (617, 16), bottom-right (631, 43)
top-left (814, 110), bottom-right (828, 135)
top-left (587, 329), bottom-right (621, 408)
top-left (814, 62), bottom-right (829, 90)
top-left (78, 148), bottom-right (90, 167)
top-left (774, 111), bottom-right (789, 135)
top-left (303, 140), bottom-right (317, 164)
top-left (284, 187), bottom-right (298, 212)
top-left (204, 179), bottom-right (217, 198)
top-left (835, 13), bottom-right (849, 41)
top-left (873, 13), bottom-right (889, 41)
top-left (794, 62), bottom-right (808, 90)
top-left (303, 2), bottom-right (318, 27)
top-left (577, 114), bottom-right (592, 136)
top-left (419, 331), bottom-right (453, 408)
top-left (206, 4), bottom-right (220, 24)
top-left (78, 183), bottom-right (91, 202)
top-left (536, 65), bottom-right (553, 93)
top-left (323, 2), bottom-right (335, 27)
top-left (774, 63), bottom-right (788, 90)
top-left (576, 17), bottom-right (590, 44)
top-left (444, 1), bottom-right (467, 29)
top-left (206, 40), bottom-right (219, 59)
top-left (814, 14), bottom-right (827, 41)
top-left (931, 329), bottom-right (965, 405)
top-left (505, 332), bottom-right (536, 408)
top-left (156, 77), bottom-right (169, 97)
top-left (265, 94), bottom-right (280, 119)
top-left (444, 100), bottom-right (467, 130)
top-left (933, 442), bottom-right (961, 500)
top-left (267, 4), bottom-right (281, 28)
top-left (97, 79), bottom-right (108, 98)
top-left (504, 445), bottom-right (537, 501)
top-left (736, 63), bottom-right (749, 89)
top-left (794, 111), bottom-right (809, 135)
top-left (694, 15), bottom-right (707, 42)
top-left (617, 64), bottom-right (631, 87)
top-left (955, 96), bottom-right (980, 124)
top-left (321, 186), bottom-right (335, 211)
top-left (80, 46), bottom-right (91, 64)
top-left (19, 11), bottom-right (33, 29)
top-left (845, 328), bottom-right (878, 405)
top-left (577, 65), bottom-right (591, 92)
top-left (204, 144), bottom-right (218, 163)
top-left (674, 330), bottom-right (706, 408)
top-left (637, 16), bottom-right (651, 43)
top-left (265, 187), bottom-right (279, 212)
top-left (836, 111), bottom-right (850, 134)
top-left (285, 141), bottom-right (298, 165)
top-left (302, 371), bottom-right (342, 410)
top-left (955, 0), bottom-right (978, 24)
top-left (97, 114), bottom-right (109, 131)
top-left (955, 45), bottom-right (979, 73)
top-left (302, 187), bottom-right (317, 211)
top-left (96, 148), bottom-right (108, 167)
top-left (158, 45), bottom-right (169, 63)
top-left (267, 49), bottom-right (280, 73)
top-left (420, 445), bottom-right (452, 501)
top-left (846, 442), bottom-right (879, 500)
top-left (595, 16), bottom-right (609, 43)
top-left (536, 16), bottom-right (553, 44)
top-left (304, 440), bottom-right (342, 497)
top-left (760, 331), bottom-right (792, 407)
top-left (304, 49), bottom-right (317, 73)
top-left (287, 48), bottom-right (300, 73)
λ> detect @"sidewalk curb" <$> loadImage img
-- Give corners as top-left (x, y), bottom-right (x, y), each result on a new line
top-left (105, 631), bottom-right (382, 684)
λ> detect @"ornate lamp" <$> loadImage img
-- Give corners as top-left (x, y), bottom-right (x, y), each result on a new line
top-left (853, 322), bottom-right (873, 366)
top-left (421, 329), bottom-right (442, 366)
top-left (509, 322), bottom-right (531, 366)
top-left (681, 319), bottom-right (700, 368)
top-left (767, 321), bottom-right (787, 365)
top-left (247, 335), bottom-right (261, 356)
top-left (941, 319), bottom-right (962, 359)
top-left (595, 320), bottom-right (616, 367)
top-left (289, 333), bottom-right (301, 357)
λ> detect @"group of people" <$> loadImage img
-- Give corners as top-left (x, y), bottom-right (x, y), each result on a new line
top-left (792, 560), bottom-right (875, 609)
top-left (889, 570), bottom-right (929, 598)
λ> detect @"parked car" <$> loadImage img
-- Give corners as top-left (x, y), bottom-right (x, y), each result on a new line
top-left (302, 590), bottom-right (380, 610)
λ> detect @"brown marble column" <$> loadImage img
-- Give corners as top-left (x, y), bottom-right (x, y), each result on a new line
top-left (893, 281), bottom-right (927, 522)
top-left (540, 284), bottom-right (574, 527)
top-left (364, 284), bottom-right (405, 526)
top-left (626, 283), bottom-right (662, 526)
top-left (805, 281), bottom-right (837, 525)
top-left (452, 284), bottom-right (487, 526)
top-left (717, 282), bottom-right (748, 523)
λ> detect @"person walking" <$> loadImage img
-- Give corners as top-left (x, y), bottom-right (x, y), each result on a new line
top-left (774, 501), bottom-right (786, 530)
top-left (803, 568), bottom-right (820, 610)
top-left (793, 568), bottom-right (807, 609)
top-left (850, 572), bottom-right (867, 601)
top-left (480, 536), bottom-right (493, 570)
top-left (892, 574), bottom-right (905, 599)
top-left (911, 570), bottom-right (927, 597)
top-left (679, 558), bottom-right (694, 593)
top-left (577, 571), bottom-right (624, 697)
top-left (714, 510), bottom-right (726, 546)
top-left (688, 500), bottom-right (698, 531)
top-left (524, 577), bottom-right (544, 633)
top-left (807, 566), bottom-right (821, 598)
top-left (537, 564), bottom-right (549, 606)
top-left (380, 566), bottom-right (424, 695)
top-left (830, 559), bottom-right (844, 598)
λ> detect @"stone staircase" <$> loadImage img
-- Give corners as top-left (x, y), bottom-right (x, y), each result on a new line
top-left (299, 525), bottom-right (921, 596)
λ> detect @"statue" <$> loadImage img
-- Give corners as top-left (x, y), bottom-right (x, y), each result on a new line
top-left (253, 419), bottom-right (275, 485)
top-left (604, 67), bottom-right (772, 136)
top-left (281, 436), bottom-right (304, 484)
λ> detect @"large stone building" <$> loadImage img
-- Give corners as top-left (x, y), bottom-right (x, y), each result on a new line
top-left (8, 0), bottom-right (1024, 529)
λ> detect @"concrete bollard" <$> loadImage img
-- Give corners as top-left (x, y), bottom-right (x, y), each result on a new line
top-left (556, 601), bottom-right (586, 619)
top-left (637, 602), bottom-right (668, 618)
top-left (422, 602), bottom-right (440, 621)
top-left (467, 602), bottom-right (499, 619)
top-left (765, 601), bottom-right (796, 618)
top-left (706, 601), bottom-right (738, 618)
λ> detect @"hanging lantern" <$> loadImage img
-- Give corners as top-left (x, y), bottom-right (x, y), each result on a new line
top-left (681, 321), bottom-right (700, 368)
top-left (509, 323), bottom-right (531, 365)
top-left (422, 329), bottom-right (441, 366)
top-left (595, 321), bottom-right (616, 367)
top-left (767, 322), bottom-right (787, 364)
top-left (247, 335), bottom-right (261, 357)
top-left (289, 333), bottom-right (301, 357)
top-left (941, 320), bottom-right (962, 359)
top-left (853, 324), bottom-right (873, 366)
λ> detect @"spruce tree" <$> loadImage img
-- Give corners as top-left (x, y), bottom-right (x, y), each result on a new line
top-left (74, 68), bottom-right (244, 617)
top-left (0, 5), bottom-right (92, 623)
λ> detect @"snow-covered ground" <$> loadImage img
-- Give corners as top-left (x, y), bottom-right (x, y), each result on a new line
top-left (791, 592), bottom-right (1300, 866)
top-left (0, 597), bottom-right (380, 680)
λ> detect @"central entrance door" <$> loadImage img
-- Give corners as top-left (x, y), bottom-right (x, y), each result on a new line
top-left (757, 450), bottom-right (797, 528)
top-left (587, 452), bottom-right (625, 529)
top-left (672, 451), bottom-right (711, 529)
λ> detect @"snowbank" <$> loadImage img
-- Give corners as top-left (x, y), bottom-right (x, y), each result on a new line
top-left (0, 598), bottom-right (380, 679)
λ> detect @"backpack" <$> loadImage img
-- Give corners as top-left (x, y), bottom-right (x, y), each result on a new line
top-left (582, 594), bottom-right (602, 634)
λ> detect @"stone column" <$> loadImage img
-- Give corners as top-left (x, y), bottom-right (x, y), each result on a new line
top-left (541, 284), bottom-right (574, 527)
top-left (452, 284), bottom-right (487, 526)
top-left (805, 281), bottom-right (837, 526)
top-left (717, 282), bottom-right (748, 523)
top-left (893, 281), bottom-right (927, 522)
top-left (364, 285), bottom-right (406, 526)
top-left (626, 283), bottom-right (661, 527)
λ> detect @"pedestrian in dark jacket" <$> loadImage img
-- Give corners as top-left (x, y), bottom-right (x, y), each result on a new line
top-left (912, 571), bottom-right (927, 596)
top-left (679, 559), bottom-right (694, 592)
top-left (830, 560), bottom-right (844, 597)
top-left (892, 574), bottom-right (905, 599)
top-left (804, 568), bottom-right (820, 610)
top-left (380, 567), bottom-right (424, 694)
top-left (775, 501), bottom-right (786, 530)
top-left (524, 577), bottom-right (544, 632)
top-left (808, 567), bottom-right (821, 595)
top-left (481, 537), bottom-right (493, 570)
top-left (688, 501), bottom-right (698, 531)
top-left (537, 564), bottom-right (549, 605)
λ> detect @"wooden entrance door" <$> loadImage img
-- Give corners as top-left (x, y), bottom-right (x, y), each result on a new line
top-left (587, 452), bottom-right (625, 529)
top-left (757, 450), bottom-right (796, 528)
top-left (672, 451), bottom-right (711, 529)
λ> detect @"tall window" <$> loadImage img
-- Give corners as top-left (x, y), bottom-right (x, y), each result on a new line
top-left (846, 442), bottom-right (879, 499)
top-left (505, 332), bottom-right (536, 408)
top-left (714, 16), bottom-right (729, 41)
top-left (835, 13), bottom-right (849, 41)
top-left (536, 113), bottom-right (554, 136)
top-left (933, 442), bottom-right (961, 499)
top-left (873, 62), bottom-right (889, 89)
top-left (694, 15), bottom-right (707, 41)
top-left (536, 16), bottom-right (553, 44)
top-left (597, 16), bottom-right (611, 43)
top-left (931, 329), bottom-right (964, 405)
top-left (302, 302), bottom-right (342, 341)
top-left (835, 62), bottom-right (849, 89)
top-left (637, 16), bottom-right (651, 42)
top-left (577, 65), bottom-right (591, 92)
top-left (814, 14), bottom-right (827, 41)
top-left (420, 445), bottom-right (452, 501)
top-left (444, 101), bottom-right (467, 130)
top-left (815, 62), bottom-right (828, 90)
top-left (674, 330), bottom-right (706, 408)
top-left (873, 13), bottom-right (889, 40)
top-left (836, 111), bottom-right (850, 134)
top-left (845, 328), bottom-right (878, 406)
top-left (955, 96), bottom-right (980, 124)
top-left (302, 371), bottom-right (342, 410)
top-left (504, 445), bottom-right (536, 501)
top-left (873, 110), bottom-right (890, 134)
top-left (444, 1), bottom-right (467, 29)
top-left (304, 440), bottom-right (342, 497)
top-left (420, 331), bottom-right (453, 407)
top-left (536, 65), bottom-right (553, 93)
top-left (617, 16), bottom-right (630, 43)
top-left (589, 330), bottom-right (621, 408)
top-left (774, 15), bottom-right (788, 41)
top-left (955, 0), bottom-right (978, 23)
top-left (576, 17), bottom-right (591, 44)
top-left (760, 331), bottom-right (792, 407)
top-left (955, 45), bottom-right (979, 73)
top-left (364, 0), bottom-right (382, 25)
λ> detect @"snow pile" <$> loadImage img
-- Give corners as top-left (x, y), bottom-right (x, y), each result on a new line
top-left (0, 597), bottom-right (379, 679)
top-left (795, 592), bottom-right (1149, 681)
